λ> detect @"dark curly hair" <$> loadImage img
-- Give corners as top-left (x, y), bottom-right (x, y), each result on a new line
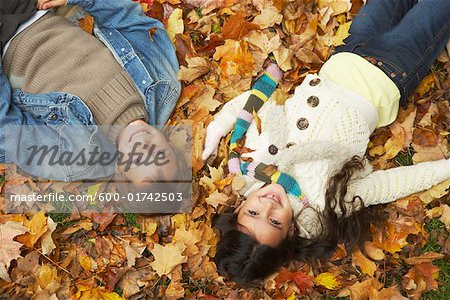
top-left (213, 156), bottom-right (379, 284)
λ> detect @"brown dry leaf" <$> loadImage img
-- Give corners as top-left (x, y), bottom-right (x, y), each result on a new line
top-left (172, 223), bottom-right (202, 256)
top-left (382, 107), bottom-right (416, 160)
top-left (352, 248), bottom-right (377, 277)
top-left (338, 278), bottom-right (383, 300)
top-left (61, 219), bottom-right (93, 235)
top-left (222, 10), bottom-right (260, 40)
top-left (205, 190), bottom-right (229, 209)
top-left (41, 216), bottom-right (56, 255)
top-left (178, 57), bottom-right (211, 83)
top-left (165, 265), bottom-right (185, 299)
top-left (253, 7), bottom-right (283, 29)
top-left (213, 40), bottom-right (255, 78)
top-left (404, 252), bottom-right (444, 265)
top-left (16, 210), bottom-right (48, 248)
top-left (439, 204), bottom-right (450, 232)
top-left (369, 285), bottom-right (408, 300)
top-left (123, 240), bottom-right (146, 268)
top-left (412, 140), bottom-right (449, 163)
top-left (419, 179), bottom-right (450, 204)
top-left (79, 15), bottom-right (94, 34)
top-left (150, 242), bottom-right (187, 277)
top-left (371, 217), bottom-right (423, 254)
top-left (363, 241), bottom-right (385, 261)
top-left (0, 221), bottom-right (28, 281)
top-left (412, 127), bottom-right (438, 147)
top-left (402, 262), bottom-right (440, 299)
top-left (273, 46), bottom-right (294, 72)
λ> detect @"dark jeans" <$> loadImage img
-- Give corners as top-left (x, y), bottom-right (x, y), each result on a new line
top-left (335, 0), bottom-right (450, 105)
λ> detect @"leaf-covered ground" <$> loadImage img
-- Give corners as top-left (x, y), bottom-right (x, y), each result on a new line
top-left (1, 0), bottom-right (449, 299)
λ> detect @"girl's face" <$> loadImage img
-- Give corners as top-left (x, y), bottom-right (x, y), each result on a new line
top-left (236, 184), bottom-right (293, 247)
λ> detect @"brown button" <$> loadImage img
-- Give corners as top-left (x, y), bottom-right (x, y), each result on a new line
top-left (402, 72), bottom-right (407, 78)
top-left (297, 118), bottom-right (309, 130)
top-left (309, 78), bottom-right (321, 86)
top-left (268, 144), bottom-right (278, 155)
top-left (307, 96), bottom-right (319, 107)
top-left (377, 61), bottom-right (383, 66)
top-left (286, 142), bottom-right (296, 148)
top-left (390, 73), bottom-right (396, 78)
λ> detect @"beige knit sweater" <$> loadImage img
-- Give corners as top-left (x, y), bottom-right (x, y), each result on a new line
top-left (3, 12), bottom-right (147, 135)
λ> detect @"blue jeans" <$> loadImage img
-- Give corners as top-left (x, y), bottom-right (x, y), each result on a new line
top-left (335, 0), bottom-right (450, 105)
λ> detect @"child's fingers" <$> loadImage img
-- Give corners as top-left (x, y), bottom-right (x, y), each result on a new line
top-left (42, 0), bottom-right (66, 9)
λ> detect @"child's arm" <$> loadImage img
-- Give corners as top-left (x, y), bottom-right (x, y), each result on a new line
top-left (202, 91), bottom-right (251, 160)
top-left (38, 0), bottom-right (163, 31)
top-left (347, 159), bottom-right (450, 208)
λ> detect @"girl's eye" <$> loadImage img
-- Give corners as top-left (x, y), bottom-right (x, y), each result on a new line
top-left (270, 218), bottom-right (281, 225)
top-left (248, 210), bottom-right (258, 216)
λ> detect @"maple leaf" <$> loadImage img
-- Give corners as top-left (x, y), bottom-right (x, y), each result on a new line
top-left (315, 272), bottom-right (340, 290)
top-left (213, 40), bottom-right (255, 78)
top-left (178, 57), bottom-right (211, 83)
top-left (338, 278), bottom-right (383, 300)
top-left (382, 107), bottom-right (416, 160)
top-left (79, 15), bottom-right (94, 35)
top-left (221, 10), bottom-right (260, 40)
top-left (123, 240), bottom-right (146, 268)
top-left (150, 242), bottom-right (187, 277)
top-left (402, 262), bottom-right (440, 299)
top-left (404, 252), bottom-right (444, 265)
top-left (205, 190), bottom-right (229, 209)
top-left (253, 7), bottom-right (283, 29)
top-left (333, 21), bottom-right (351, 46)
top-left (16, 210), bottom-right (48, 248)
top-left (41, 216), bottom-right (56, 255)
top-left (292, 271), bottom-right (314, 294)
top-left (0, 221), bottom-right (28, 281)
top-left (352, 248), bottom-right (377, 277)
top-left (167, 8), bottom-right (184, 42)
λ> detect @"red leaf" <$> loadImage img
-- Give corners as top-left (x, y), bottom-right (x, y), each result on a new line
top-left (292, 271), bottom-right (314, 294)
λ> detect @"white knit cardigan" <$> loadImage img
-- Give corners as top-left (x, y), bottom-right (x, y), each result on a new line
top-left (212, 74), bottom-right (450, 238)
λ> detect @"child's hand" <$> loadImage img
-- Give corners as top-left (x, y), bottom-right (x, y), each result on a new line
top-left (36, 0), bottom-right (67, 10)
top-left (202, 121), bottom-right (225, 161)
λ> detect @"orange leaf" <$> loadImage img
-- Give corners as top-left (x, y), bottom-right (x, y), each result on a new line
top-left (221, 10), bottom-right (260, 40)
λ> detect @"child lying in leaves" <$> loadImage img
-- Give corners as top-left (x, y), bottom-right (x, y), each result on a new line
top-left (0, 0), bottom-right (188, 190)
top-left (202, 0), bottom-right (450, 284)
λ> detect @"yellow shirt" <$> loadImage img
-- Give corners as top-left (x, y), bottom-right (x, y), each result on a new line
top-left (319, 52), bottom-right (400, 127)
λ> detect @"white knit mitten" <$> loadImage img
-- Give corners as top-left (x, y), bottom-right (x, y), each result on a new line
top-left (202, 121), bottom-right (225, 160)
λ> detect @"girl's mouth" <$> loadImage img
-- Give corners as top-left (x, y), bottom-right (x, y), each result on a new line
top-left (263, 191), bottom-right (282, 206)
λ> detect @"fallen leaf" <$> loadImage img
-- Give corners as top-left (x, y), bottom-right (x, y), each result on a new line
top-left (315, 272), bottom-right (340, 290)
top-left (167, 8), bottom-right (184, 42)
top-left (205, 190), bottom-right (229, 209)
top-left (178, 57), bottom-right (211, 83)
top-left (0, 221), bottom-right (28, 281)
top-left (150, 242), bottom-right (187, 277)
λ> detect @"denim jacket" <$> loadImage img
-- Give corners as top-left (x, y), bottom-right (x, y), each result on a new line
top-left (0, 0), bottom-right (181, 181)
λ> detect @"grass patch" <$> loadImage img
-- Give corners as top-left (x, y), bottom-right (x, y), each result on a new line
top-left (394, 147), bottom-right (414, 167)
top-left (124, 213), bottom-right (140, 229)
top-left (421, 218), bottom-right (449, 299)
top-left (422, 259), bottom-right (450, 300)
top-left (0, 175), bottom-right (4, 186)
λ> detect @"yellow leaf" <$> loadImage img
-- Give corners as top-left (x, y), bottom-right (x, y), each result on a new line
top-left (17, 211), bottom-right (48, 248)
top-left (439, 204), bottom-right (450, 232)
top-left (333, 21), bottom-right (351, 46)
top-left (415, 74), bottom-right (435, 97)
top-left (287, 292), bottom-right (296, 300)
top-left (352, 248), bottom-right (377, 277)
top-left (205, 190), bottom-right (229, 209)
top-left (79, 251), bottom-right (91, 272)
top-left (41, 216), bottom-right (57, 255)
top-left (150, 242), bottom-right (187, 277)
top-left (315, 272), bottom-right (340, 290)
top-left (167, 8), bottom-right (184, 42)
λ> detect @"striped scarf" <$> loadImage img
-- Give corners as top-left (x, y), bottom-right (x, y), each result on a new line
top-left (228, 64), bottom-right (307, 203)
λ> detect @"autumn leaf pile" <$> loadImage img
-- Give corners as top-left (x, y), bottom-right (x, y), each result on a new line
top-left (1, 0), bottom-right (449, 299)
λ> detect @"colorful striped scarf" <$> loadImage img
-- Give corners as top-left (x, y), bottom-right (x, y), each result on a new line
top-left (228, 64), bottom-right (308, 203)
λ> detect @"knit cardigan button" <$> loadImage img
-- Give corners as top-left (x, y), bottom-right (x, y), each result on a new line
top-left (309, 78), bottom-right (321, 86)
top-left (268, 144), bottom-right (278, 155)
top-left (307, 96), bottom-right (319, 107)
top-left (297, 118), bottom-right (309, 130)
